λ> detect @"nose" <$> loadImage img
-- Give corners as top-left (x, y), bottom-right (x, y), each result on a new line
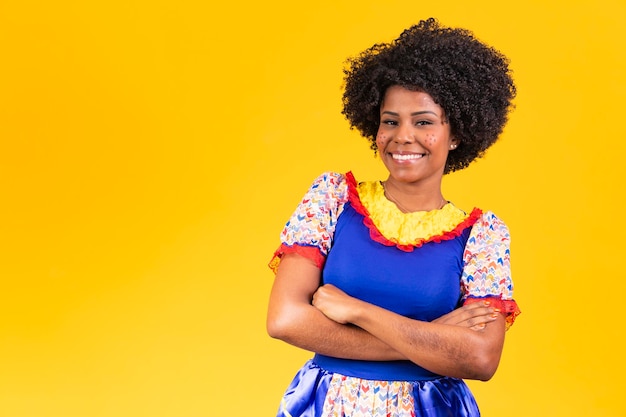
top-left (393, 125), bottom-right (415, 144)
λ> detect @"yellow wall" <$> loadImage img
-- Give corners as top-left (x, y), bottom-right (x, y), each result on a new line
top-left (1, 1), bottom-right (624, 416)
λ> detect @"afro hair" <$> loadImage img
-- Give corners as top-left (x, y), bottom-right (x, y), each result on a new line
top-left (342, 18), bottom-right (516, 173)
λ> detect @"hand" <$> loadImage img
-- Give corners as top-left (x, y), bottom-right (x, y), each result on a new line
top-left (432, 301), bottom-right (500, 331)
top-left (312, 284), bottom-right (362, 324)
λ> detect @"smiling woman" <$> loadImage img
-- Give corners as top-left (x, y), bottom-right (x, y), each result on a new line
top-left (266, 17), bottom-right (520, 417)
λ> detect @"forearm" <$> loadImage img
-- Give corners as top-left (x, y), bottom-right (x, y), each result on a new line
top-left (267, 301), bottom-right (405, 360)
top-left (352, 302), bottom-right (505, 380)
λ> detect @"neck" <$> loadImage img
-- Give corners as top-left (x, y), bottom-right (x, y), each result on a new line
top-left (382, 179), bottom-right (446, 213)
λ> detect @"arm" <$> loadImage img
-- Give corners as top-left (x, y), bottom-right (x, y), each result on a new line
top-left (267, 254), bottom-right (501, 362)
top-left (267, 173), bottom-right (403, 359)
top-left (313, 284), bottom-right (505, 381)
top-left (312, 211), bottom-right (519, 380)
top-left (267, 253), bottom-right (404, 360)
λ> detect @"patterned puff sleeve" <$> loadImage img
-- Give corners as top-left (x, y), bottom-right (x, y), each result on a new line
top-left (461, 211), bottom-right (521, 329)
top-left (269, 172), bottom-right (349, 273)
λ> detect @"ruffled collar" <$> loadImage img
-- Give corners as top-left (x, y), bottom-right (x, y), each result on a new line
top-left (345, 172), bottom-right (482, 252)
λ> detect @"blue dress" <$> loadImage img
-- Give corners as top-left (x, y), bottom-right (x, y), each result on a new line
top-left (269, 172), bottom-right (520, 417)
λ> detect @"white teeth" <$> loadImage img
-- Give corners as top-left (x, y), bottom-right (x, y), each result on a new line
top-left (392, 154), bottom-right (424, 160)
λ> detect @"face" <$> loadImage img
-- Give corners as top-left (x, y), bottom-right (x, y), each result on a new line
top-left (376, 85), bottom-right (458, 187)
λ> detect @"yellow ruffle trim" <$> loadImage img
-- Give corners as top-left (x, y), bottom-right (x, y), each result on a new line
top-left (356, 181), bottom-right (470, 245)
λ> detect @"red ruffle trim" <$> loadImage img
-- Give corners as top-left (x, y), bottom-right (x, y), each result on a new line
top-left (463, 296), bottom-right (522, 330)
top-left (345, 171), bottom-right (483, 252)
top-left (268, 243), bottom-right (325, 273)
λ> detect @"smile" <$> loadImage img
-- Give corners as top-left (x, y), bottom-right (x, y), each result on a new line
top-left (391, 153), bottom-right (425, 161)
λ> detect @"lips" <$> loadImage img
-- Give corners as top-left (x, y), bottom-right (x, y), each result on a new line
top-left (390, 153), bottom-right (426, 161)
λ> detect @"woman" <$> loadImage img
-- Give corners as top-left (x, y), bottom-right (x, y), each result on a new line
top-left (267, 18), bottom-right (520, 417)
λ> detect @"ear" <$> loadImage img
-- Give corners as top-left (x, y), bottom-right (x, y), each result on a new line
top-left (449, 138), bottom-right (460, 150)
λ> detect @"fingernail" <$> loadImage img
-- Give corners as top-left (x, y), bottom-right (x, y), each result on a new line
top-left (491, 312), bottom-right (499, 318)
top-left (483, 301), bottom-right (491, 306)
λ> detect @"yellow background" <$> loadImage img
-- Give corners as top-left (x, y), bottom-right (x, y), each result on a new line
top-left (1, 0), bottom-right (624, 416)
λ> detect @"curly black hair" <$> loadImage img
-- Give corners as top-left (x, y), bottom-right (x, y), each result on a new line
top-left (342, 18), bottom-right (516, 173)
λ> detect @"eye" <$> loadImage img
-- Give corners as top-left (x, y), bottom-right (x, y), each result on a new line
top-left (381, 119), bottom-right (398, 126)
top-left (415, 120), bottom-right (433, 126)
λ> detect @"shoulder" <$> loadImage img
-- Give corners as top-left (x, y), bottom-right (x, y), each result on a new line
top-left (468, 211), bottom-right (510, 244)
top-left (310, 171), bottom-right (348, 189)
top-left (477, 211), bottom-right (508, 227)
top-left (304, 171), bottom-right (349, 204)
top-left (273, 172), bottom-right (350, 265)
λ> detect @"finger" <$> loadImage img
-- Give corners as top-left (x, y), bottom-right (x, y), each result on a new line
top-left (441, 303), bottom-right (490, 323)
top-left (457, 305), bottom-right (499, 321)
top-left (464, 309), bottom-right (501, 327)
top-left (311, 290), bottom-right (320, 307)
top-left (463, 300), bottom-right (496, 314)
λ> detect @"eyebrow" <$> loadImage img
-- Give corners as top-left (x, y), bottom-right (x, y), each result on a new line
top-left (381, 110), bottom-right (439, 117)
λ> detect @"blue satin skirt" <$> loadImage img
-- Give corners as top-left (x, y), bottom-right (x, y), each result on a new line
top-left (277, 360), bottom-right (480, 417)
